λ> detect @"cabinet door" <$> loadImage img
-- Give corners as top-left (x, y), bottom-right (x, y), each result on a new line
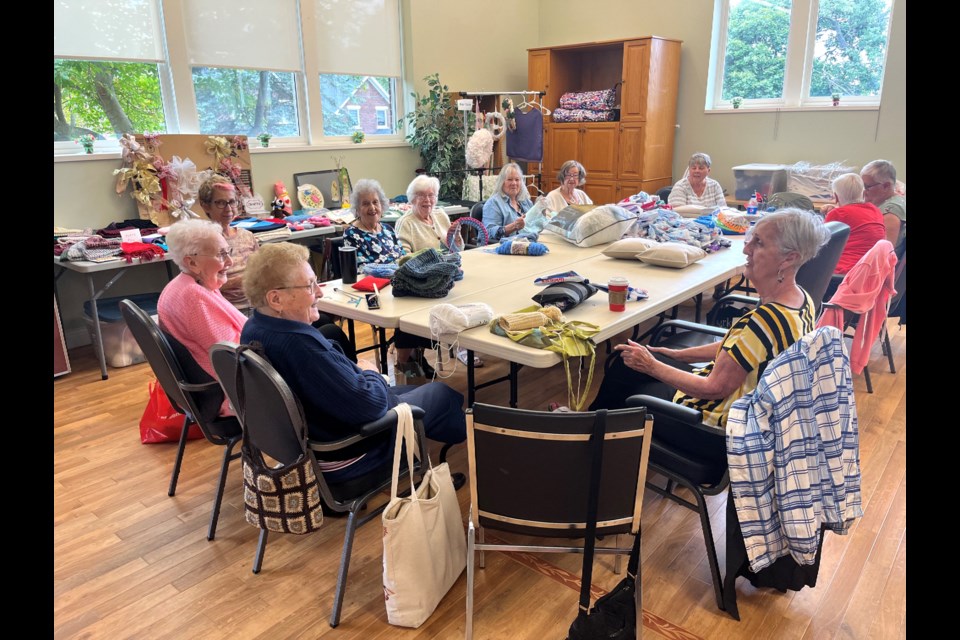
top-left (547, 124), bottom-right (581, 177)
top-left (618, 181), bottom-right (644, 200)
top-left (621, 40), bottom-right (650, 121)
top-left (528, 51), bottom-right (550, 94)
top-left (583, 180), bottom-right (618, 205)
top-left (580, 123), bottom-right (618, 181)
top-left (617, 122), bottom-right (645, 181)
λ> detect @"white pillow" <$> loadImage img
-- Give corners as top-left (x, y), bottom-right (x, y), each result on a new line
top-left (602, 237), bottom-right (660, 259)
top-left (544, 204), bottom-right (636, 247)
top-left (636, 242), bottom-right (707, 268)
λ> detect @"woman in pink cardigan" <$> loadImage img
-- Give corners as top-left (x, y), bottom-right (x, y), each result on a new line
top-left (158, 219), bottom-right (248, 415)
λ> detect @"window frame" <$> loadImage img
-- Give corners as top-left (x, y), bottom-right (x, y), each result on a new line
top-left (707, 0), bottom-right (895, 112)
top-left (54, 0), bottom-right (408, 156)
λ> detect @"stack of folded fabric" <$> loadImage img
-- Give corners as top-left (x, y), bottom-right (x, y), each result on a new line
top-left (552, 89), bottom-right (619, 123)
top-left (392, 248), bottom-right (459, 298)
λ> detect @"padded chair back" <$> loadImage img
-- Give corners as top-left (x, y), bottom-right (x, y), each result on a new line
top-left (656, 186), bottom-right (672, 203)
top-left (210, 343), bottom-right (306, 465)
top-left (120, 299), bottom-right (231, 443)
top-left (767, 191), bottom-right (815, 212)
top-left (469, 201), bottom-right (485, 221)
top-left (323, 236), bottom-right (346, 280)
top-left (467, 403), bottom-right (651, 538)
top-left (796, 220), bottom-right (850, 314)
top-left (888, 248), bottom-right (906, 316)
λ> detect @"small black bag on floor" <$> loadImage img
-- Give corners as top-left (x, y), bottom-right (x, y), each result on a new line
top-left (566, 409), bottom-right (641, 640)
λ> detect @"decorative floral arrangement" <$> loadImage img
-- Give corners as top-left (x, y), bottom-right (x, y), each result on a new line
top-left (351, 130), bottom-right (365, 144)
top-left (76, 134), bottom-right (96, 153)
top-left (257, 132), bottom-right (272, 147)
top-left (501, 98), bottom-right (517, 131)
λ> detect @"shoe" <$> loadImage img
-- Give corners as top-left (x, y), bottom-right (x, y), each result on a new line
top-left (451, 472), bottom-right (467, 491)
top-left (456, 348), bottom-right (484, 367)
top-left (548, 402), bottom-right (572, 413)
top-left (418, 353), bottom-right (436, 379)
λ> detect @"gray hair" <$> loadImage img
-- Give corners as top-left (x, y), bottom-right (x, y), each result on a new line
top-left (861, 159), bottom-right (896, 184)
top-left (756, 208), bottom-right (831, 265)
top-left (350, 178), bottom-right (389, 210)
top-left (688, 152), bottom-right (712, 168)
top-left (244, 242), bottom-right (310, 309)
top-left (494, 162), bottom-right (525, 198)
top-left (556, 160), bottom-right (587, 186)
top-left (165, 219), bottom-right (224, 272)
top-left (832, 173), bottom-right (864, 206)
top-left (406, 174), bottom-right (440, 202)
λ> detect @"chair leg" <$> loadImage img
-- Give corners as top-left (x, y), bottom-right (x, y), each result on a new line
top-left (691, 489), bottom-right (724, 611)
top-left (252, 528), bottom-right (268, 573)
top-left (863, 365), bottom-right (873, 394)
top-left (439, 442), bottom-right (453, 464)
top-left (614, 533), bottom-right (622, 574)
top-left (883, 327), bottom-right (896, 373)
top-left (466, 516), bottom-right (476, 640)
top-left (478, 526), bottom-right (486, 569)
top-left (207, 438), bottom-right (239, 541)
top-left (635, 533), bottom-right (643, 640)
top-left (167, 416), bottom-right (192, 497)
top-left (329, 510), bottom-right (361, 628)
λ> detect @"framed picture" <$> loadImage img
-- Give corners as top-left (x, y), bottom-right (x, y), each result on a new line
top-left (294, 169), bottom-right (353, 209)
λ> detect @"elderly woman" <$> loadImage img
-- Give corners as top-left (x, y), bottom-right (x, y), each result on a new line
top-left (824, 173), bottom-right (885, 275)
top-left (198, 174), bottom-right (258, 311)
top-left (589, 209), bottom-right (829, 427)
top-left (544, 160), bottom-right (593, 212)
top-left (395, 175), bottom-right (463, 254)
top-left (667, 152), bottom-right (726, 209)
top-left (482, 162), bottom-right (533, 241)
top-left (343, 179), bottom-right (406, 265)
top-left (240, 242), bottom-right (466, 485)
top-left (157, 219), bottom-right (248, 415)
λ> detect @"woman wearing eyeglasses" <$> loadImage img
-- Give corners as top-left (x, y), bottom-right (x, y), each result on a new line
top-left (199, 175), bottom-right (259, 311)
top-left (158, 218), bottom-right (248, 416)
top-left (544, 160), bottom-right (593, 212)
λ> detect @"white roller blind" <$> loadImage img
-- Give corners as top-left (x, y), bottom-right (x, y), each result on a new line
top-left (54, 0), bottom-right (165, 62)
top-left (312, 0), bottom-right (401, 77)
top-left (184, 0), bottom-right (302, 72)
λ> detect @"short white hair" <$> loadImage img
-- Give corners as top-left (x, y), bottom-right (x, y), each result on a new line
top-left (832, 173), bottom-right (864, 206)
top-left (166, 219), bottom-right (223, 272)
top-left (406, 174), bottom-right (440, 202)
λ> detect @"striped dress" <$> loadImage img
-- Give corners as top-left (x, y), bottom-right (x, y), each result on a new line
top-left (675, 289), bottom-right (816, 427)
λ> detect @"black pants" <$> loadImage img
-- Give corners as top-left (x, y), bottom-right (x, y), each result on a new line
top-left (588, 351), bottom-right (693, 411)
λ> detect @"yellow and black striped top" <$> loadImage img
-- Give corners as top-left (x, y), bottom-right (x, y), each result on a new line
top-left (674, 289), bottom-right (816, 427)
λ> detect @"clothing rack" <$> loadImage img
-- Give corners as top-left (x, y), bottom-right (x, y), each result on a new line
top-left (427, 166), bottom-right (542, 203)
top-left (457, 90), bottom-right (547, 200)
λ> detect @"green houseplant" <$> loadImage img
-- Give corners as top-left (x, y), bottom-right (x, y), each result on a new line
top-left (399, 73), bottom-right (467, 200)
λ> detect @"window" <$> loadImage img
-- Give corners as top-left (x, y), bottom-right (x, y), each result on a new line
top-left (54, 0), bottom-right (405, 153)
top-left (709, 0), bottom-right (895, 109)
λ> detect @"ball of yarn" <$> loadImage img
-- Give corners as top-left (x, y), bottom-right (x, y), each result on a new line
top-left (495, 239), bottom-right (549, 256)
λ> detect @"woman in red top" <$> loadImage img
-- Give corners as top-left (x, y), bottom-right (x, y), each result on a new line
top-left (825, 173), bottom-right (885, 275)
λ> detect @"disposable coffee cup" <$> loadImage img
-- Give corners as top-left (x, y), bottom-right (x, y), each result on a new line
top-left (339, 246), bottom-right (358, 284)
top-left (608, 276), bottom-right (629, 312)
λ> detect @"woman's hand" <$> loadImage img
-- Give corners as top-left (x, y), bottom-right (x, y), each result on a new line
top-left (506, 217), bottom-right (526, 234)
top-left (614, 339), bottom-right (659, 374)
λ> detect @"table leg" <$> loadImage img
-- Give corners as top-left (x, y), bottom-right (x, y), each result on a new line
top-left (86, 274), bottom-right (109, 380)
top-left (467, 350), bottom-right (476, 407)
top-left (377, 327), bottom-right (388, 374)
top-left (509, 362), bottom-right (519, 408)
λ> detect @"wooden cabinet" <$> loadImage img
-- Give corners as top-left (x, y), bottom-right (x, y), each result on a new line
top-left (529, 36), bottom-right (681, 203)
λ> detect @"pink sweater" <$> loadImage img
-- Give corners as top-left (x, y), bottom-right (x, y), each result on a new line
top-left (158, 273), bottom-right (248, 414)
top-left (817, 240), bottom-right (897, 374)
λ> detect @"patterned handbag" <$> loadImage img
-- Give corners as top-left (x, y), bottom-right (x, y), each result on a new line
top-left (241, 444), bottom-right (324, 534)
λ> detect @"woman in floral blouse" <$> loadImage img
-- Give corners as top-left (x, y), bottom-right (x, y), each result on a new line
top-left (343, 179), bottom-right (406, 265)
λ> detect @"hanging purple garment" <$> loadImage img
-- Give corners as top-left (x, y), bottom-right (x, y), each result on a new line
top-left (506, 108), bottom-right (543, 162)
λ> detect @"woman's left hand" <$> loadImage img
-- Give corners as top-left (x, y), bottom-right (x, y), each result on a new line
top-left (614, 339), bottom-right (658, 374)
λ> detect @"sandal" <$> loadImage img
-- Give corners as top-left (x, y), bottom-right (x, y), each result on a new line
top-left (547, 402), bottom-right (572, 413)
top-left (456, 348), bottom-right (484, 368)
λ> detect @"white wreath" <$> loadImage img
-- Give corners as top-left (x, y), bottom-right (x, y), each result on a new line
top-left (485, 112), bottom-right (506, 140)
top-left (466, 127), bottom-right (494, 168)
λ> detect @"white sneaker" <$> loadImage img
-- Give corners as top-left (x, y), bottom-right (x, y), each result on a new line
top-left (456, 348), bottom-right (484, 367)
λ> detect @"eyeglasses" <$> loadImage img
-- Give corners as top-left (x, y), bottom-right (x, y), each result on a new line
top-left (564, 172), bottom-right (581, 180)
top-left (192, 248), bottom-right (233, 261)
top-left (276, 279), bottom-right (320, 292)
top-left (212, 199), bottom-right (239, 209)
top-left (862, 181), bottom-right (882, 191)
top-left (417, 192), bottom-right (438, 200)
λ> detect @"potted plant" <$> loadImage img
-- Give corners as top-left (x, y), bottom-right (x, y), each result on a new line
top-left (351, 130), bottom-right (365, 144)
top-left (76, 133), bottom-right (96, 154)
top-left (256, 132), bottom-right (272, 148)
top-left (398, 73), bottom-right (467, 200)
top-left (831, 92), bottom-right (840, 107)
top-left (731, 96), bottom-right (743, 109)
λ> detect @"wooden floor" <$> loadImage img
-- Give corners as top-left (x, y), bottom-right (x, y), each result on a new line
top-left (53, 308), bottom-right (907, 639)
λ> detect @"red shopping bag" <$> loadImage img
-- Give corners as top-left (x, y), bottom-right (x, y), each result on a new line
top-left (140, 379), bottom-right (204, 444)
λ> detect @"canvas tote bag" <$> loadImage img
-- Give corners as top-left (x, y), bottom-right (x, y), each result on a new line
top-left (382, 403), bottom-right (467, 628)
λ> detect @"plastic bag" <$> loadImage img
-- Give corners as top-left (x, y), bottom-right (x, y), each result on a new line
top-left (139, 379), bottom-right (203, 444)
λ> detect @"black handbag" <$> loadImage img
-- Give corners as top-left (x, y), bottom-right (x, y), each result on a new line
top-left (234, 344), bottom-right (324, 535)
top-left (567, 409), bottom-right (641, 640)
top-left (532, 281), bottom-right (598, 312)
